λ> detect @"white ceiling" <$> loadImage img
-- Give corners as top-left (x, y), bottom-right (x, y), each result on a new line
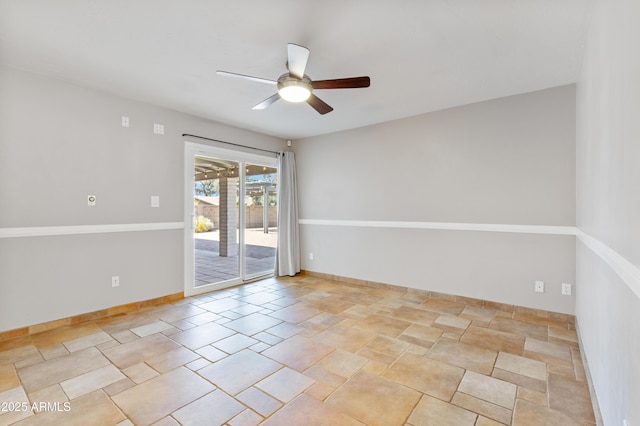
top-left (0, 0), bottom-right (591, 140)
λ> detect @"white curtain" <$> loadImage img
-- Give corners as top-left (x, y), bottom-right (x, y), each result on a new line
top-left (276, 151), bottom-right (300, 276)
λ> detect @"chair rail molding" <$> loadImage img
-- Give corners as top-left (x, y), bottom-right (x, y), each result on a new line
top-left (575, 229), bottom-right (640, 300)
top-left (298, 218), bottom-right (576, 235)
top-left (299, 218), bottom-right (640, 300)
top-left (0, 222), bottom-right (185, 239)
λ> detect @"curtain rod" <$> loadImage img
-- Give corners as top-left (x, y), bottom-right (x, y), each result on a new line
top-left (183, 133), bottom-right (282, 155)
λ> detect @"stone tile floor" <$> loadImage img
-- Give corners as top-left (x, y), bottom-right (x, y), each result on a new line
top-left (0, 274), bottom-right (595, 425)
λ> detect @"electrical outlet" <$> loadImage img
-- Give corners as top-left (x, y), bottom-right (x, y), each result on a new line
top-left (534, 281), bottom-right (544, 293)
top-left (151, 195), bottom-right (160, 207)
top-left (87, 195), bottom-right (96, 206)
top-left (562, 283), bottom-right (572, 296)
top-left (112, 276), bottom-right (120, 288)
top-left (309, 252), bottom-right (314, 260)
top-left (121, 116), bottom-right (129, 127)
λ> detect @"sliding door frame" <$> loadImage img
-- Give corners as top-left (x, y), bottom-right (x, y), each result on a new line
top-left (184, 142), bottom-right (278, 297)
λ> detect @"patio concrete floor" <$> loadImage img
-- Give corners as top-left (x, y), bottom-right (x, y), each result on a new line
top-left (194, 228), bottom-right (277, 286)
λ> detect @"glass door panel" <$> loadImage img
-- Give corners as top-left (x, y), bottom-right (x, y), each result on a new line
top-left (243, 163), bottom-right (278, 279)
top-left (194, 155), bottom-right (240, 287)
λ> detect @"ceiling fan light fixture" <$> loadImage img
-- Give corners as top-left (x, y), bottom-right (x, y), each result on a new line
top-left (218, 44), bottom-right (370, 114)
top-left (278, 75), bottom-right (311, 102)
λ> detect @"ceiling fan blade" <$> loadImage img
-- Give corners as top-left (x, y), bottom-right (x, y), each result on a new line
top-left (287, 43), bottom-right (310, 79)
top-left (312, 76), bottom-right (371, 90)
top-left (216, 70), bottom-right (277, 85)
top-left (252, 93), bottom-right (281, 110)
top-left (306, 94), bottom-right (333, 115)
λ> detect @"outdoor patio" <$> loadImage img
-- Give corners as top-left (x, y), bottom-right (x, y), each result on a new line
top-left (194, 228), bottom-right (277, 286)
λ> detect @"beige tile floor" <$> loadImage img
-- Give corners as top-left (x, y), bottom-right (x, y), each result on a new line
top-left (0, 275), bottom-right (595, 425)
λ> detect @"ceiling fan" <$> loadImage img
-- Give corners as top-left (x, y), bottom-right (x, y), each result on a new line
top-left (217, 43), bottom-right (370, 115)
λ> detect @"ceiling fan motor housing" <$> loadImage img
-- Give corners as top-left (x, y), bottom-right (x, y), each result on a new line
top-left (277, 73), bottom-right (312, 102)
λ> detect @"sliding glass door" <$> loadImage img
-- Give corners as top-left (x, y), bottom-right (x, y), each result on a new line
top-left (244, 162), bottom-right (278, 280)
top-left (193, 155), bottom-right (240, 287)
top-left (185, 143), bottom-right (278, 296)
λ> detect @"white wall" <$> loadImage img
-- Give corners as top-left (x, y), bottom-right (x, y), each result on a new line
top-left (295, 85), bottom-right (577, 314)
top-left (0, 66), bottom-right (284, 332)
top-left (575, 0), bottom-right (640, 424)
